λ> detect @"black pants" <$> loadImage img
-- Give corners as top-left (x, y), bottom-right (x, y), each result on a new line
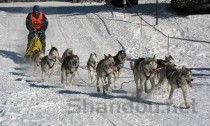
top-left (27, 31), bottom-right (46, 54)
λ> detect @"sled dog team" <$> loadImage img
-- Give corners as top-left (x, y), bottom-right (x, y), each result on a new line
top-left (30, 47), bottom-right (193, 109)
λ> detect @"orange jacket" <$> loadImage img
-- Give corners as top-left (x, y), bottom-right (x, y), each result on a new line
top-left (30, 12), bottom-right (43, 30)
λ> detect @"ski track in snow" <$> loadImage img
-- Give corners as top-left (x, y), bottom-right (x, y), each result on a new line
top-left (0, 1), bottom-right (210, 125)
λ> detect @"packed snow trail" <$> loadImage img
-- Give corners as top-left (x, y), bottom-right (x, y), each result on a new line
top-left (0, 1), bottom-right (210, 125)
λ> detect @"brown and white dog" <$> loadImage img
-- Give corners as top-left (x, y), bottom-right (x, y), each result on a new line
top-left (130, 56), bottom-right (157, 98)
top-left (113, 50), bottom-right (127, 87)
top-left (41, 47), bottom-right (59, 80)
top-left (31, 50), bottom-right (45, 75)
top-left (87, 53), bottom-right (98, 83)
top-left (61, 55), bottom-right (79, 85)
top-left (96, 54), bottom-right (115, 95)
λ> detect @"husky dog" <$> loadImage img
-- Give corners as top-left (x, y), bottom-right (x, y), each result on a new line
top-left (87, 53), bottom-right (98, 83)
top-left (96, 54), bottom-right (115, 95)
top-left (59, 48), bottom-right (73, 63)
top-left (113, 50), bottom-right (127, 87)
top-left (155, 55), bottom-right (176, 89)
top-left (166, 66), bottom-right (193, 109)
top-left (61, 55), bottom-right (79, 85)
top-left (41, 47), bottom-right (59, 80)
top-left (31, 50), bottom-right (45, 75)
top-left (130, 56), bottom-right (157, 98)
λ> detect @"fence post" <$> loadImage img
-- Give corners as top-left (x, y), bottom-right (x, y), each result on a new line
top-left (168, 34), bottom-right (170, 56)
top-left (140, 15), bottom-right (142, 35)
top-left (156, 0), bottom-right (158, 25)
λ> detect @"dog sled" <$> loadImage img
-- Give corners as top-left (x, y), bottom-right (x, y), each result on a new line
top-left (25, 32), bottom-right (42, 60)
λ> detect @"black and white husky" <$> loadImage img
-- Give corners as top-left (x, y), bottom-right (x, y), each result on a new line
top-left (113, 50), bottom-right (127, 87)
top-left (41, 47), bottom-right (59, 80)
top-left (61, 55), bottom-right (79, 85)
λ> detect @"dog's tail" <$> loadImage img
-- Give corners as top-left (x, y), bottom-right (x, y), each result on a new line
top-left (130, 62), bottom-right (134, 70)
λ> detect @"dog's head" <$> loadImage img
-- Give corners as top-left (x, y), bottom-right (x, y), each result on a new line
top-left (104, 54), bottom-right (115, 69)
top-left (89, 53), bottom-right (98, 66)
top-left (180, 66), bottom-right (193, 87)
top-left (62, 48), bottom-right (73, 59)
top-left (36, 52), bottom-right (45, 63)
top-left (145, 55), bottom-right (157, 72)
top-left (165, 55), bottom-right (176, 66)
top-left (31, 50), bottom-right (44, 62)
top-left (69, 55), bottom-right (79, 67)
top-left (116, 50), bottom-right (127, 62)
top-left (48, 47), bottom-right (59, 61)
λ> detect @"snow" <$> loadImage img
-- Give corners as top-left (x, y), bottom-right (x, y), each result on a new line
top-left (0, 1), bottom-right (210, 125)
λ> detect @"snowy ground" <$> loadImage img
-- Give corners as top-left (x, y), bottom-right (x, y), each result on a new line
top-left (0, 1), bottom-right (210, 125)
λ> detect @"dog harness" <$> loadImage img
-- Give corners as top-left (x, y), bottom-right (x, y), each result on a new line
top-left (42, 56), bottom-right (56, 69)
top-left (30, 12), bottom-right (43, 30)
top-left (103, 65), bottom-right (112, 77)
top-left (143, 69), bottom-right (152, 80)
top-left (166, 69), bottom-right (181, 88)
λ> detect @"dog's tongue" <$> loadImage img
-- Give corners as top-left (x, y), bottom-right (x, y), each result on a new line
top-left (122, 56), bottom-right (127, 61)
top-left (109, 64), bottom-right (113, 68)
top-left (187, 82), bottom-right (192, 87)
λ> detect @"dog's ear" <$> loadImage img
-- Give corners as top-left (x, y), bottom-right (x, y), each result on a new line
top-left (145, 57), bottom-right (148, 63)
top-left (104, 54), bottom-right (107, 59)
top-left (94, 53), bottom-right (97, 57)
top-left (153, 55), bottom-right (156, 59)
top-left (182, 66), bottom-right (186, 70)
top-left (77, 55), bottom-right (79, 61)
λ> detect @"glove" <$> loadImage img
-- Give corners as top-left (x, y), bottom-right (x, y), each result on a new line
top-left (38, 30), bottom-right (45, 40)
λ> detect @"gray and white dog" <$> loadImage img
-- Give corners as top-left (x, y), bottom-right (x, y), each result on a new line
top-left (61, 55), bottom-right (79, 85)
top-left (155, 55), bottom-right (176, 90)
top-left (87, 53), bottom-right (98, 83)
top-left (59, 48), bottom-right (73, 63)
top-left (130, 56), bottom-right (157, 98)
top-left (41, 47), bottom-right (59, 80)
top-left (96, 54), bottom-right (115, 95)
top-left (166, 66), bottom-right (193, 109)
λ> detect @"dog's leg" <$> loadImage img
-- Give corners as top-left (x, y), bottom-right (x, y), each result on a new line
top-left (101, 77), bottom-right (107, 95)
top-left (135, 77), bottom-right (140, 98)
top-left (145, 77), bottom-right (155, 94)
top-left (105, 75), bottom-right (111, 91)
top-left (96, 75), bottom-right (100, 92)
top-left (70, 73), bottom-right (75, 85)
top-left (167, 83), bottom-right (174, 105)
top-left (139, 79), bottom-right (145, 97)
top-left (168, 84), bottom-right (174, 100)
top-left (66, 71), bottom-right (69, 84)
top-left (90, 68), bottom-right (94, 82)
top-left (61, 68), bottom-right (64, 84)
top-left (181, 85), bottom-right (190, 109)
top-left (113, 71), bottom-right (117, 88)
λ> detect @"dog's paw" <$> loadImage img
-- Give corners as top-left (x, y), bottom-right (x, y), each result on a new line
top-left (185, 103), bottom-right (191, 109)
top-left (97, 87), bottom-right (100, 92)
top-left (136, 94), bottom-right (140, 98)
top-left (166, 100), bottom-right (173, 105)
